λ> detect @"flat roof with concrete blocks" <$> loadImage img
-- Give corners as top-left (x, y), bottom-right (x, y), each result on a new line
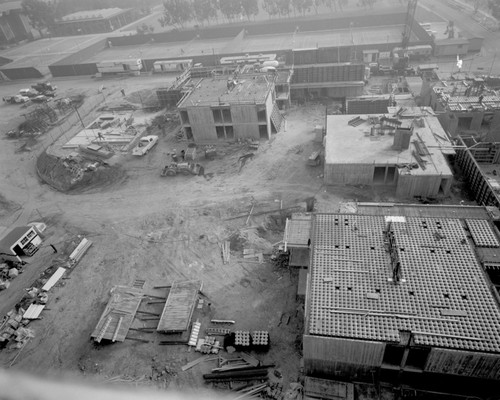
top-left (306, 207), bottom-right (500, 351)
top-left (324, 108), bottom-right (454, 198)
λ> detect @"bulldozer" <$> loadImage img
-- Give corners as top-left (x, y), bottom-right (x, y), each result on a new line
top-left (161, 162), bottom-right (204, 177)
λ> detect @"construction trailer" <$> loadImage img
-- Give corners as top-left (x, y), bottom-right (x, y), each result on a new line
top-left (220, 53), bottom-right (277, 65)
top-left (303, 203), bottom-right (500, 396)
top-left (0, 226), bottom-right (42, 259)
top-left (153, 59), bottom-right (193, 73)
top-left (177, 72), bottom-right (283, 142)
top-left (96, 58), bottom-right (142, 76)
top-left (323, 108), bottom-right (454, 198)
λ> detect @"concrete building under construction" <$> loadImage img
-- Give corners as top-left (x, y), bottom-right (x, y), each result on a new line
top-left (433, 86), bottom-right (500, 140)
top-left (302, 203), bottom-right (500, 396)
top-left (323, 108), bottom-right (454, 198)
top-left (177, 72), bottom-right (283, 142)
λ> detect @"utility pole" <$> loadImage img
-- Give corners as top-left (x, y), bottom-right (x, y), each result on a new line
top-left (73, 105), bottom-right (85, 128)
top-left (489, 53), bottom-right (497, 76)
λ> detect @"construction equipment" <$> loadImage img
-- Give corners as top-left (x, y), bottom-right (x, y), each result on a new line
top-left (307, 151), bottom-right (321, 166)
top-left (161, 162), bottom-right (204, 177)
top-left (32, 81), bottom-right (57, 93)
top-left (393, 0), bottom-right (417, 74)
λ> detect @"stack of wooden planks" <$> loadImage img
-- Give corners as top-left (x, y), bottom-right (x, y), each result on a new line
top-left (221, 241), bottom-right (231, 264)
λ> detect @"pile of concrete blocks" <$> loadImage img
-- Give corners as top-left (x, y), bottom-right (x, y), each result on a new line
top-left (0, 308), bottom-right (34, 349)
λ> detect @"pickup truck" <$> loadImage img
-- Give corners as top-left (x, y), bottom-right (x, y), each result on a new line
top-left (132, 135), bottom-right (159, 156)
top-left (19, 88), bottom-right (40, 98)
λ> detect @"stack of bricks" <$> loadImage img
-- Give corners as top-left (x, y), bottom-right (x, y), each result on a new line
top-left (234, 331), bottom-right (251, 347)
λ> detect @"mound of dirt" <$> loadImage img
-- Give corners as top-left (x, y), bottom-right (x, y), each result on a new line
top-left (126, 89), bottom-right (160, 107)
top-left (0, 194), bottom-right (21, 217)
top-left (36, 151), bottom-right (127, 193)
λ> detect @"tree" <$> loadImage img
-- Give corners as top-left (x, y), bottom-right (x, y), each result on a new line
top-left (241, 0), bottom-right (259, 20)
top-left (22, 0), bottom-right (56, 37)
top-left (262, 0), bottom-right (280, 18)
top-left (277, 0), bottom-right (292, 16)
top-left (219, 0), bottom-right (241, 21)
top-left (160, 0), bottom-right (192, 28)
top-left (292, 0), bottom-right (312, 16)
top-left (192, 0), bottom-right (217, 25)
top-left (488, 0), bottom-right (500, 19)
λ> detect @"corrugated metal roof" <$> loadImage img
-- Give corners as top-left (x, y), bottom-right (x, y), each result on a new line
top-left (23, 304), bottom-right (45, 319)
top-left (42, 267), bottom-right (66, 291)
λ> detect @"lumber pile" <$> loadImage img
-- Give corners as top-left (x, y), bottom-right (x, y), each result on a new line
top-left (221, 241), bottom-right (231, 264)
top-left (243, 249), bottom-right (264, 263)
top-left (69, 237), bottom-right (92, 267)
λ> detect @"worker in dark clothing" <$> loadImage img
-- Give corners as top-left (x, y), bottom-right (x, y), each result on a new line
top-left (307, 238), bottom-right (311, 248)
top-left (180, 149), bottom-right (185, 161)
top-left (120, 88), bottom-right (125, 97)
top-left (50, 244), bottom-right (57, 253)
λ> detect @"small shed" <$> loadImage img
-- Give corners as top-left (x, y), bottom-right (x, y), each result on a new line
top-left (0, 226), bottom-right (42, 258)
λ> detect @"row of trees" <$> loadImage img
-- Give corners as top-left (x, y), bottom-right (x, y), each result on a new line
top-left (20, 0), bottom-right (155, 36)
top-left (159, 0), bottom-right (368, 29)
top-left (159, 0), bottom-right (260, 28)
top-left (488, 0), bottom-right (500, 19)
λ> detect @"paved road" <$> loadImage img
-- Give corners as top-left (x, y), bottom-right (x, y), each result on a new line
top-left (420, 0), bottom-right (500, 75)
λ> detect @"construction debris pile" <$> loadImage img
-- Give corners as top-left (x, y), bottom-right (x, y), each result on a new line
top-left (0, 237), bottom-right (92, 354)
top-left (0, 260), bottom-right (25, 291)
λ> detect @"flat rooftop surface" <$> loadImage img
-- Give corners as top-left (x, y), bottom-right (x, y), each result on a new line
top-left (85, 24), bottom-right (418, 66)
top-left (308, 212), bottom-right (500, 352)
top-left (178, 75), bottom-right (272, 107)
top-left (325, 112), bottom-right (453, 177)
top-left (222, 26), bottom-right (416, 54)
top-left (0, 35), bottom-right (104, 71)
top-left (85, 38), bottom-right (229, 64)
top-left (61, 8), bottom-right (125, 21)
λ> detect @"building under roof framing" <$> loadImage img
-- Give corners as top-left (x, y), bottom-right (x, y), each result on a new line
top-left (177, 72), bottom-right (283, 142)
top-left (428, 77), bottom-right (500, 139)
top-left (324, 108), bottom-right (454, 198)
top-left (303, 203), bottom-right (500, 393)
top-left (456, 136), bottom-right (500, 210)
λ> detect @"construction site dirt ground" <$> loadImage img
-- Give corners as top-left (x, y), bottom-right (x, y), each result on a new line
top-left (0, 74), bottom-right (472, 395)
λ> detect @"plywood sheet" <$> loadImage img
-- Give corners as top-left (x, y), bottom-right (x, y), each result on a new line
top-left (91, 286), bottom-right (143, 342)
top-left (157, 280), bottom-right (203, 333)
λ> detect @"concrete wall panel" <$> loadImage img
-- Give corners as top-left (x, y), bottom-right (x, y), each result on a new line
top-left (187, 106), bottom-right (216, 141)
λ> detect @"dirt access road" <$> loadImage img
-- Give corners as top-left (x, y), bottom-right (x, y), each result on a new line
top-left (0, 73), bottom-right (386, 393)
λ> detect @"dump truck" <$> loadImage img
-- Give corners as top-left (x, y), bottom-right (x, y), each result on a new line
top-left (132, 135), bottom-right (158, 156)
top-left (32, 82), bottom-right (57, 93)
top-left (161, 162), bottom-right (204, 177)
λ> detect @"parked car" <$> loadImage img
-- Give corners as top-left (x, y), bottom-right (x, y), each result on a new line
top-left (3, 95), bottom-right (30, 104)
top-left (31, 95), bottom-right (49, 103)
top-left (19, 88), bottom-right (40, 98)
